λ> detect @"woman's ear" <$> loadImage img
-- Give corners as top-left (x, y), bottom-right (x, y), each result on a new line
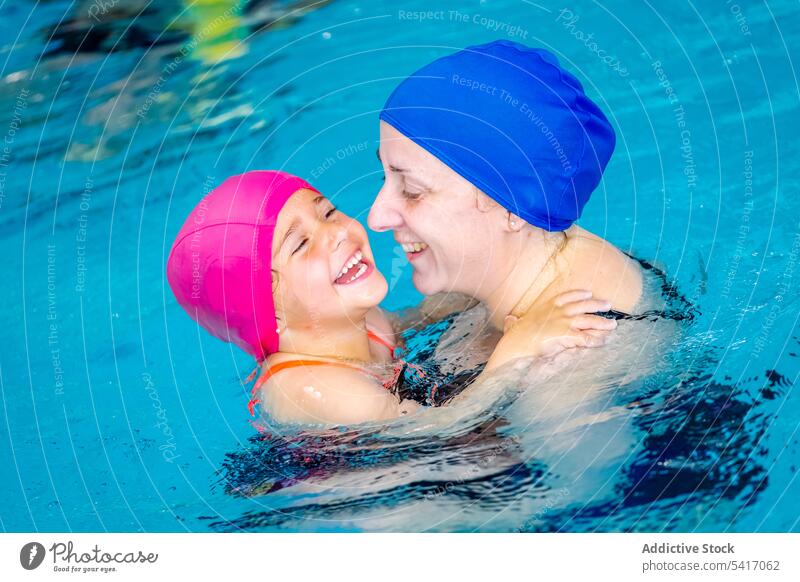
top-left (474, 188), bottom-right (501, 213)
top-left (506, 212), bottom-right (524, 233)
top-left (474, 189), bottom-right (522, 232)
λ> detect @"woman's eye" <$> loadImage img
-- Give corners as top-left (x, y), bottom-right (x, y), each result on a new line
top-left (325, 206), bottom-right (337, 219)
top-left (403, 190), bottom-right (422, 201)
top-left (292, 238), bottom-right (308, 255)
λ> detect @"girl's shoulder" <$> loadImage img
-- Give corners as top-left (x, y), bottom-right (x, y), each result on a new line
top-left (257, 354), bottom-right (400, 425)
top-left (258, 353), bottom-right (368, 391)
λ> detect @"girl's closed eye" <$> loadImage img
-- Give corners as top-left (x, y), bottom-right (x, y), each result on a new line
top-left (325, 206), bottom-right (337, 219)
top-left (292, 237), bottom-right (308, 255)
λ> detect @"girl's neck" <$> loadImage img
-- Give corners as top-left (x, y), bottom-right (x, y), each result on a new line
top-left (277, 313), bottom-right (373, 362)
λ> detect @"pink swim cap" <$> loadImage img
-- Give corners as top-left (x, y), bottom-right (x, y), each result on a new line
top-left (166, 170), bottom-right (319, 360)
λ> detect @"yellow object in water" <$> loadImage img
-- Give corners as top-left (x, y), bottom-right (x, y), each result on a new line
top-left (184, 0), bottom-right (247, 64)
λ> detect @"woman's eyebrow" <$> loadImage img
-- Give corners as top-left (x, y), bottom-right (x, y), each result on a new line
top-left (376, 148), bottom-right (409, 173)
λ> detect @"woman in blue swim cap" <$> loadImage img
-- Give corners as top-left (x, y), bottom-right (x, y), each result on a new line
top-left (369, 40), bottom-right (643, 359)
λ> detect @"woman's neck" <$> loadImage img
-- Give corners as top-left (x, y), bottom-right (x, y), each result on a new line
top-left (479, 229), bottom-right (568, 330)
top-left (276, 313), bottom-right (373, 362)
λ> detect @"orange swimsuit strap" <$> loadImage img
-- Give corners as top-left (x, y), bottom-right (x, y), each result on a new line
top-left (247, 330), bottom-right (396, 416)
top-left (248, 359), bottom-right (390, 416)
top-left (255, 359), bottom-right (372, 389)
top-left (367, 329), bottom-right (396, 352)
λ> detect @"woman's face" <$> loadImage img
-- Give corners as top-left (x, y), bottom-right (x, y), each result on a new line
top-left (369, 121), bottom-right (506, 297)
top-left (272, 189), bottom-right (388, 330)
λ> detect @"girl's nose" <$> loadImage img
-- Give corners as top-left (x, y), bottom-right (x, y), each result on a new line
top-left (327, 219), bottom-right (349, 251)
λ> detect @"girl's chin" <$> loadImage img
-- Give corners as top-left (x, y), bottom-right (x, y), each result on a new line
top-left (333, 270), bottom-right (388, 304)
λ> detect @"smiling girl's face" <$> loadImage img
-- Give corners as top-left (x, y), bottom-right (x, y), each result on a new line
top-left (271, 188), bottom-right (388, 333)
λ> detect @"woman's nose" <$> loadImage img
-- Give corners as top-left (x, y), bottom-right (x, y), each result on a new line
top-left (368, 185), bottom-right (403, 232)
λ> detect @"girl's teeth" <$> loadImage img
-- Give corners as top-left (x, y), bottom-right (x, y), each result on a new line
top-left (338, 250), bottom-right (365, 279)
top-left (348, 263), bottom-right (367, 282)
top-left (336, 261), bottom-right (368, 284)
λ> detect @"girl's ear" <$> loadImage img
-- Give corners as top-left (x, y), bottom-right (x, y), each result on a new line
top-left (271, 269), bottom-right (286, 332)
top-left (271, 269), bottom-right (280, 293)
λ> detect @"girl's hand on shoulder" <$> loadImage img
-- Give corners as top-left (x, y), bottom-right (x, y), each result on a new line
top-left (486, 290), bottom-right (617, 371)
top-left (505, 290), bottom-right (617, 356)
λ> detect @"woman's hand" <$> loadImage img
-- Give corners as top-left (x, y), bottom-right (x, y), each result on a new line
top-left (485, 290), bottom-right (617, 371)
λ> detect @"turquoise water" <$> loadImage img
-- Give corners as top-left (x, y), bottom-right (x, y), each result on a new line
top-left (1, 0), bottom-right (799, 532)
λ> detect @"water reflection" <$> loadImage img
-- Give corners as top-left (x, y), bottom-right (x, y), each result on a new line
top-left (26, 0), bottom-right (333, 161)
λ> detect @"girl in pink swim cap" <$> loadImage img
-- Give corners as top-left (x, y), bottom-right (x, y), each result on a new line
top-left (167, 171), bottom-right (616, 426)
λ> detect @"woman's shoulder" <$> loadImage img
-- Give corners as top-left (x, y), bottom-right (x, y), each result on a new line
top-left (561, 228), bottom-right (644, 313)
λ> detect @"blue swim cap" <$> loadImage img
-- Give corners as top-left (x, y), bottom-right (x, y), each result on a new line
top-left (380, 40), bottom-right (615, 231)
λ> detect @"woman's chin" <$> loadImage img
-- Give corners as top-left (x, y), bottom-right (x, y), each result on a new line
top-left (411, 267), bottom-right (445, 296)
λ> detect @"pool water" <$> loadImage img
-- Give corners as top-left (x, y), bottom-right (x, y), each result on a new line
top-left (1, 0), bottom-right (799, 532)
